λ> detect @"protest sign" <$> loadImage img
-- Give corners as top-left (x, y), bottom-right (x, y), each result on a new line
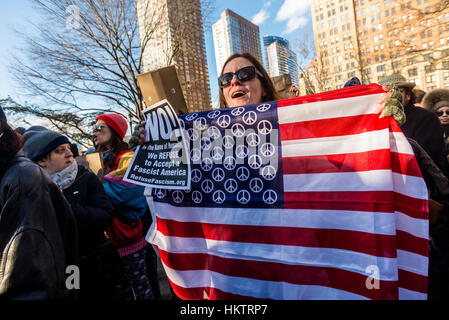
top-left (123, 99), bottom-right (190, 189)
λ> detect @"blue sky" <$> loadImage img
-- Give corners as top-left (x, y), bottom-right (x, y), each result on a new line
top-left (0, 0), bottom-right (313, 110)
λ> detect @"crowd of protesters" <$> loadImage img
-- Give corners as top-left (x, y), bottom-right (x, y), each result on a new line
top-left (1, 52), bottom-right (449, 300)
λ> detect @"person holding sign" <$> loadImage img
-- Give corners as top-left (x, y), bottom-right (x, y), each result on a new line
top-left (93, 113), bottom-right (153, 300)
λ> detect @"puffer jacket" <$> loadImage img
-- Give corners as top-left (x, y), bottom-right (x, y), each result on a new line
top-left (0, 156), bottom-right (79, 299)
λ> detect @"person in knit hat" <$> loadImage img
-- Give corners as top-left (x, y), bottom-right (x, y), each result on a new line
top-left (0, 108), bottom-right (79, 299)
top-left (94, 113), bottom-right (153, 300)
top-left (23, 126), bottom-right (116, 300)
top-left (378, 73), bottom-right (449, 177)
top-left (423, 88), bottom-right (449, 161)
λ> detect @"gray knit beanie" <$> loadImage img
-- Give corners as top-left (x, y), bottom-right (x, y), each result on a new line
top-left (23, 126), bottom-right (70, 162)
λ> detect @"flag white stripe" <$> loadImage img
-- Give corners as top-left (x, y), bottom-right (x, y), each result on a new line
top-left (149, 231), bottom-right (399, 281)
top-left (391, 172), bottom-right (428, 199)
top-left (390, 132), bottom-right (414, 155)
top-left (163, 264), bottom-right (369, 300)
top-left (283, 170), bottom-right (393, 193)
top-left (278, 94), bottom-right (384, 124)
top-left (397, 250), bottom-right (428, 277)
top-left (398, 288), bottom-right (427, 300)
top-left (283, 170), bottom-right (427, 200)
top-left (151, 202), bottom-right (397, 236)
top-left (395, 211), bottom-right (429, 239)
top-left (281, 129), bottom-right (390, 157)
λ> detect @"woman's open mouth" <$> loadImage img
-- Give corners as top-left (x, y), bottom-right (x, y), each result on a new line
top-left (231, 90), bottom-right (246, 99)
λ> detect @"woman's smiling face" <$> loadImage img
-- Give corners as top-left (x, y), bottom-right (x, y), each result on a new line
top-left (221, 57), bottom-right (265, 108)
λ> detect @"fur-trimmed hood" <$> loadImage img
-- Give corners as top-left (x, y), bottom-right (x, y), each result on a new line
top-left (422, 88), bottom-right (449, 111)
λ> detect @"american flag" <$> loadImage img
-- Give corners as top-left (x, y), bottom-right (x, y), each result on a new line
top-left (145, 84), bottom-right (429, 300)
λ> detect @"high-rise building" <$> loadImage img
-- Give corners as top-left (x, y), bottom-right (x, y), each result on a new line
top-left (136, 0), bottom-right (211, 113)
top-left (263, 35), bottom-right (300, 87)
top-left (311, 0), bottom-right (449, 92)
top-left (212, 9), bottom-right (263, 76)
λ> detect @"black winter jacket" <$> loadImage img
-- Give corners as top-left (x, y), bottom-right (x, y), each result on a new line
top-left (0, 156), bottom-right (79, 299)
top-left (63, 165), bottom-right (113, 258)
top-left (401, 103), bottom-right (449, 176)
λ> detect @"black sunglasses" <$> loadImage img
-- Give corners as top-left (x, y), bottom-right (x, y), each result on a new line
top-left (437, 110), bottom-right (449, 116)
top-left (218, 66), bottom-right (263, 88)
top-left (93, 123), bottom-right (108, 132)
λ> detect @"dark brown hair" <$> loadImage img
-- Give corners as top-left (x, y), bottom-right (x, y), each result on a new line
top-left (95, 124), bottom-right (129, 170)
top-left (218, 52), bottom-right (280, 108)
top-left (0, 118), bottom-right (24, 176)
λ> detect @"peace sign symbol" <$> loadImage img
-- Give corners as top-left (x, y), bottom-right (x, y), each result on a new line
top-left (217, 115), bottom-right (231, 128)
top-left (201, 179), bottom-right (214, 193)
top-left (191, 190), bottom-right (202, 204)
top-left (231, 106), bottom-right (245, 116)
top-left (191, 169), bottom-right (202, 183)
top-left (224, 178), bottom-right (238, 193)
top-left (236, 166), bottom-right (250, 181)
top-left (242, 111), bottom-right (257, 125)
top-left (260, 143), bottom-right (276, 157)
top-left (178, 119), bottom-right (185, 129)
top-left (194, 117), bottom-right (207, 131)
top-left (263, 189), bottom-right (278, 204)
top-left (231, 123), bottom-right (245, 137)
top-left (237, 190), bottom-right (251, 204)
top-left (207, 126), bottom-right (221, 140)
top-left (235, 145), bottom-right (248, 159)
top-left (223, 156), bottom-right (236, 170)
top-left (190, 148), bottom-right (201, 162)
top-left (187, 128), bottom-right (199, 141)
top-left (246, 132), bottom-right (260, 147)
top-left (261, 165), bottom-right (277, 180)
top-left (200, 137), bottom-right (212, 150)
top-left (257, 103), bottom-right (271, 112)
top-left (213, 190), bottom-right (226, 204)
top-left (222, 135), bottom-right (235, 149)
top-left (185, 113), bottom-right (198, 121)
top-left (155, 189), bottom-right (166, 199)
top-left (212, 167), bottom-right (225, 182)
top-left (207, 110), bottom-right (221, 119)
top-left (172, 191), bottom-right (184, 204)
top-left (250, 178), bottom-right (263, 193)
top-left (248, 154), bottom-right (263, 169)
top-left (257, 120), bottom-right (272, 135)
top-left (201, 158), bottom-right (213, 171)
top-left (211, 146), bottom-right (224, 161)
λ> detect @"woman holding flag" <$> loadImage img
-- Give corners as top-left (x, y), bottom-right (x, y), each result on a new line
top-left (94, 113), bottom-right (153, 300)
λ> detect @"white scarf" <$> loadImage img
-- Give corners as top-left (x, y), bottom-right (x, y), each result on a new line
top-left (51, 159), bottom-right (78, 190)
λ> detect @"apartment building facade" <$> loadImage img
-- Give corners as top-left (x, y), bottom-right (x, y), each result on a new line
top-left (263, 35), bottom-right (300, 87)
top-left (136, 0), bottom-right (211, 113)
top-left (311, 0), bottom-right (449, 92)
top-left (212, 9), bottom-right (263, 77)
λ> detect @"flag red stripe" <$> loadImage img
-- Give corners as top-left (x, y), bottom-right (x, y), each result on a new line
top-left (390, 152), bottom-right (422, 178)
top-left (168, 281), bottom-right (261, 300)
top-left (156, 218), bottom-right (397, 258)
top-left (398, 269), bottom-right (428, 294)
top-left (284, 191), bottom-right (428, 220)
top-left (282, 150), bottom-right (422, 177)
top-left (279, 114), bottom-right (388, 140)
top-left (158, 249), bottom-right (399, 300)
top-left (396, 230), bottom-right (429, 257)
top-left (277, 84), bottom-right (385, 107)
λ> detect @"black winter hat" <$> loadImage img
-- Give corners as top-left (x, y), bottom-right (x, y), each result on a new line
top-left (23, 126), bottom-right (70, 162)
top-left (0, 104), bottom-right (6, 121)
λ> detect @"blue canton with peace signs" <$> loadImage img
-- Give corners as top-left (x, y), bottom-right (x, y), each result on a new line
top-left (151, 101), bottom-right (284, 208)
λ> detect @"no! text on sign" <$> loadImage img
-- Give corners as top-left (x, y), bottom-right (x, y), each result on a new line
top-left (123, 99), bottom-right (191, 189)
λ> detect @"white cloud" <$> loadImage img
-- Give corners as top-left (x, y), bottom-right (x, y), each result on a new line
top-left (252, 10), bottom-right (269, 25)
top-left (275, 0), bottom-right (310, 34)
top-left (251, 1), bottom-right (272, 25)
